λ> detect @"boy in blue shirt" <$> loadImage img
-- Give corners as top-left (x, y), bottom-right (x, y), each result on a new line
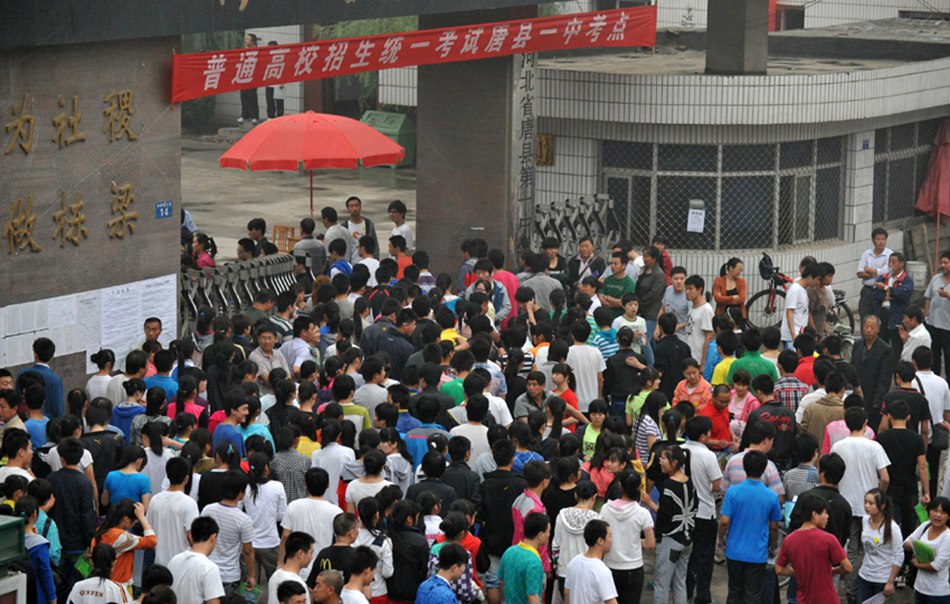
top-left (718, 449), bottom-right (783, 603)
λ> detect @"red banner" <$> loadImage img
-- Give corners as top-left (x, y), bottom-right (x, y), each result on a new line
top-left (170, 6), bottom-right (656, 103)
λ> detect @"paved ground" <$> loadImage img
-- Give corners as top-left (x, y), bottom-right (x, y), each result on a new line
top-left (182, 135), bottom-right (417, 262)
top-left (181, 134), bottom-right (925, 604)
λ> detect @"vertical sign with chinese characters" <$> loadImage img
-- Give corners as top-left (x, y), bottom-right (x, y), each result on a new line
top-left (512, 52), bottom-right (537, 256)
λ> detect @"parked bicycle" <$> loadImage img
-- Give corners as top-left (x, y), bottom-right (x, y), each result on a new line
top-left (746, 252), bottom-right (855, 335)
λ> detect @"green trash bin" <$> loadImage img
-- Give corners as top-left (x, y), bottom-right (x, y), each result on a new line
top-left (360, 110), bottom-right (416, 168)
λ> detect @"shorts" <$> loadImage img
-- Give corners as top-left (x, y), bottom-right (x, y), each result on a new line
top-left (483, 555), bottom-right (502, 589)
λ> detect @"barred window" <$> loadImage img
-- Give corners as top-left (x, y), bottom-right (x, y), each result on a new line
top-left (873, 119), bottom-right (940, 223)
top-left (599, 137), bottom-right (844, 251)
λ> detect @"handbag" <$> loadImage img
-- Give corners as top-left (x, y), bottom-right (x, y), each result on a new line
top-left (916, 377), bottom-right (948, 450)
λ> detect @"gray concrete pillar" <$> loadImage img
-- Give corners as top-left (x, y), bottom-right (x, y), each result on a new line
top-left (416, 6), bottom-right (537, 274)
top-left (705, 0), bottom-right (768, 75)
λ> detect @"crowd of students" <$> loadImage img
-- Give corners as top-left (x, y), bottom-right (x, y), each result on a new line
top-left (5, 213), bottom-right (950, 604)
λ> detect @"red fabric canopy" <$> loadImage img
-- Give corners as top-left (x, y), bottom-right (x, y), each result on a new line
top-left (915, 119), bottom-right (950, 218)
top-left (219, 111), bottom-right (405, 171)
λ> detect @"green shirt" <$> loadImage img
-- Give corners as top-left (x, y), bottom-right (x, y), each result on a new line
top-left (498, 543), bottom-right (544, 604)
top-left (583, 425), bottom-right (601, 459)
top-left (726, 351), bottom-right (779, 385)
top-left (601, 274), bottom-right (637, 318)
top-left (440, 378), bottom-right (465, 405)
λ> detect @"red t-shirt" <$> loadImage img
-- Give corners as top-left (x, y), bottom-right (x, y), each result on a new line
top-left (696, 403), bottom-right (732, 449)
top-left (795, 356), bottom-right (816, 387)
top-left (395, 255), bottom-right (412, 280)
top-left (554, 388), bottom-right (580, 433)
top-left (776, 527), bottom-right (846, 604)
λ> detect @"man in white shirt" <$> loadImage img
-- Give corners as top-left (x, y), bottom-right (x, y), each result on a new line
top-left (567, 321), bottom-right (606, 413)
top-left (564, 519), bottom-right (619, 604)
top-left (201, 471), bottom-right (257, 595)
top-left (148, 457), bottom-right (199, 566)
top-left (322, 206), bottom-right (354, 262)
top-left (682, 417), bottom-right (724, 604)
top-left (925, 252), bottom-right (950, 377)
top-left (280, 467), bottom-right (345, 582)
top-left (684, 275), bottom-right (715, 366)
top-left (901, 306), bottom-right (933, 363)
top-left (342, 196), bottom-right (378, 264)
top-left (355, 236), bottom-right (381, 287)
top-left (830, 408), bottom-right (890, 603)
top-left (387, 199), bottom-right (413, 250)
top-left (269, 531), bottom-right (315, 604)
top-left (167, 517), bottom-right (226, 604)
top-left (449, 395), bottom-right (492, 460)
top-left (282, 316), bottom-right (321, 378)
top-left (781, 263), bottom-right (822, 348)
top-left (353, 357), bottom-right (389, 420)
top-left (857, 227), bottom-right (892, 322)
top-left (914, 346), bottom-right (950, 499)
top-left (0, 429), bottom-right (34, 482)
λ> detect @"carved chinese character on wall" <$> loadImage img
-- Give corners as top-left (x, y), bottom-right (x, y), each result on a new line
top-left (4, 95), bottom-right (36, 155)
top-left (107, 182), bottom-right (138, 239)
top-left (52, 95), bottom-right (86, 149)
top-left (5, 196), bottom-right (42, 253)
top-left (53, 192), bottom-right (89, 247)
top-left (103, 89), bottom-right (138, 142)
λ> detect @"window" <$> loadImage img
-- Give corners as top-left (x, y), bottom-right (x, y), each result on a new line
top-left (873, 119), bottom-right (942, 223)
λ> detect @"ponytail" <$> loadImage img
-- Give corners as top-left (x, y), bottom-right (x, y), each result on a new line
top-left (247, 452), bottom-right (270, 502)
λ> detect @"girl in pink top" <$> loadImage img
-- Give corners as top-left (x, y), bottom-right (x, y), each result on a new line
top-left (728, 369), bottom-right (759, 439)
top-left (192, 232), bottom-right (217, 268)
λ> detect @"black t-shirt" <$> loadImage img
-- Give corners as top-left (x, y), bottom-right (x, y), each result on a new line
top-left (881, 389), bottom-right (932, 433)
top-left (309, 544), bottom-right (355, 587)
top-left (542, 484), bottom-right (578, 538)
top-left (877, 427), bottom-right (925, 491)
top-left (834, 360), bottom-right (860, 390)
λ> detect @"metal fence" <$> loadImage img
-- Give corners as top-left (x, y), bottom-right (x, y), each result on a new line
top-left (528, 194), bottom-right (622, 259)
top-left (178, 254), bottom-right (297, 337)
top-left (598, 137), bottom-right (846, 251)
top-left (873, 118), bottom-right (942, 224)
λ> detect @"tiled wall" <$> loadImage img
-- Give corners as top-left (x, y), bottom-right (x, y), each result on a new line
top-left (539, 57), bottom-right (950, 126)
top-left (215, 25), bottom-right (306, 121)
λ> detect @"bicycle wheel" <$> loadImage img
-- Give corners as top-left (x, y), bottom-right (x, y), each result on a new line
top-left (746, 289), bottom-right (786, 330)
top-left (838, 301), bottom-right (855, 334)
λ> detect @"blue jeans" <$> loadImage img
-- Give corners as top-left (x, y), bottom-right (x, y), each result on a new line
top-left (916, 593), bottom-right (950, 604)
top-left (858, 577), bottom-right (885, 604)
top-left (644, 320), bottom-right (657, 366)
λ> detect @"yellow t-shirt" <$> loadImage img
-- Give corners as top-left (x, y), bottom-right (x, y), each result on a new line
top-left (711, 357), bottom-right (737, 386)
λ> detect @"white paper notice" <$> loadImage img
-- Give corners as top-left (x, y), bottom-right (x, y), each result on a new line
top-left (48, 295), bottom-right (78, 330)
top-left (687, 208), bottom-right (706, 233)
top-left (141, 275), bottom-right (178, 348)
top-left (101, 282), bottom-right (144, 371)
top-left (77, 291), bottom-right (102, 374)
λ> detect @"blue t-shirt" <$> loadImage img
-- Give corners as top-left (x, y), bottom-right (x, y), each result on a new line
top-left (143, 374), bottom-right (179, 400)
top-left (498, 543), bottom-right (545, 604)
top-left (24, 418), bottom-right (49, 450)
top-left (103, 470), bottom-right (151, 504)
top-left (213, 423), bottom-right (245, 459)
top-left (512, 450), bottom-right (545, 476)
top-left (721, 478), bottom-right (782, 563)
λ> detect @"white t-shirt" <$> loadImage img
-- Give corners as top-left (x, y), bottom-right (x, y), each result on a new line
top-left (85, 375), bottom-right (111, 401)
top-left (450, 423), bottom-right (491, 460)
top-left (916, 371), bottom-right (950, 439)
top-left (858, 516), bottom-right (904, 584)
top-left (242, 481), bottom-right (288, 549)
top-left (345, 479), bottom-right (392, 511)
top-left (567, 345), bottom-right (607, 413)
top-left (682, 441), bottom-right (723, 520)
top-left (905, 523), bottom-right (950, 597)
top-left (202, 502), bottom-right (255, 583)
top-left (144, 448), bottom-right (171, 496)
top-left (282, 498), bottom-right (344, 580)
top-left (357, 257), bottom-right (381, 286)
top-left (391, 223), bottom-right (413, 251)
top-left (346, 220), bottom-right (368, 263)
top-left (354, 528), bottom-right (394, 597)
top-left (684, 302), bottom-right (714, 362)
top-left (780, 282), bottom-right (809, 342)
top-left (147, 489), bottom-right (199, 566)
top-left (487, 394), bottom-right (514, 426)
top-left (67, 577), bottom-right (130, 604)
top-left (267, 567), bottom-right (310, 604)
top-left (342, 587), bottom-right (370, 604)
top-left (565, 554), bottom-right (618, 603)
top-left (0, 466), bottom-right (33, 482)
top-left (830, 437), bottom-right (891, 516)
top-left (312, 443), bottom-right (356, 507)
top-left (47, 445), bottom-right (93, 472)
top-left (168, 550), bottom-right (226, 604)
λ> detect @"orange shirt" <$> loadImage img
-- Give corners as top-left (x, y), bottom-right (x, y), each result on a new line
top-left (95, 527), bottom-right (157, 584)
top-left (395, 255), bottom-right (412, 279)
top-left (673, 378), bottom-right (713, 408)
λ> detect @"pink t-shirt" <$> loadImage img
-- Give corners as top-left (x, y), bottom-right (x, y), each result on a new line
top-left (821, 420), bottom-right (875, 454)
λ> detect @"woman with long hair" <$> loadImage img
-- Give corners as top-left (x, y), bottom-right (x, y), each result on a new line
top-left (311, 420), bottom-right (355, 508)
top-left (102, 444), bottom-right (150, 509)
top-left (86, 349), bottom-right (115, 401)
top-left (625, 367), bottom-right (660, 428)
top-left (141, 421), bottom-right (171, 497)
top-left (644, 445), bottom-right (696, 604)
top-left (131, 387), bottom-right (172, 447)
top-left (192, 232), bottom-right (217, 269)
top-left (713, 257), bottom-right (747, 328)
top-left (904, 496), bottom-right (950, 601)
top-left (528, 408), bottom-right (559, 460)
top-left (387, 499), bottom-right (429, 604)
top-left (345, 449), bottom-right (393, 514)
top-left (196, 441), bottom-right (242, 511)
top-left (632, 390), bottom-right (667, 464)
top-left (599, 471), bottom-right (655, 604)
top-left (265, 379), bottom-right (299, 437)
top-left (66, 543), bottom-right (128, 604)
top-left (428, 511), bottom-right (482, 604)
top-left (584, 433), bottom-right (628, 499)
top-left (113, 378), bottom-right (147, 440)
top-left (240, 397), bottom-right (275, 450)
top-left (508, 421), bottom-right (544, 475)
top-left (166, 376), bottom-right (209, 429)
top-left (859, 488), bottom-right (903, 602)
top-left (354, 497), bottom-right (394, 604)
top-left (92, 499), bottom-right (156, 593)
top-left (16, 496), bottom-right (57, 604)
top-left (378, 427), bottom-right (413, 496)
top-left (646, 409), bottom-right (684, 493)
top-left (242, 452), bottom-right (286, 597)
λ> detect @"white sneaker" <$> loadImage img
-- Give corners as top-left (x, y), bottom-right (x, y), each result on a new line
top-left (251, 118), bottom-right (258, 124)
top-left (237, 117), bottom-right (244, 124)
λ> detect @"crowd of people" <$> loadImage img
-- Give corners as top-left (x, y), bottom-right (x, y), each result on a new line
top-left (7, 207), bottom-right (950, 604)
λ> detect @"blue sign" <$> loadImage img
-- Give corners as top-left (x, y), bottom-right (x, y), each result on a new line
top-left (155, 200), bottom-right (174, 219)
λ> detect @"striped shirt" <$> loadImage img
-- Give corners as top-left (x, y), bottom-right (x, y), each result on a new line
top-left (782, 464), bottom-right (819, 502)
top-left (775, 376), bottom-right (810, 413)
top-left (722, 450), bottom-right (785, 497)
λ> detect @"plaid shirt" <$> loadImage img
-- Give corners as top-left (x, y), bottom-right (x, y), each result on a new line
top-left (775, 375), bottom-right (809, 413)
top-left (271, 449), bottom-right (312, 503)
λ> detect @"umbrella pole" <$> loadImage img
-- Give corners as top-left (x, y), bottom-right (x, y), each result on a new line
top-left (937, 212), bottom-right (942, 271)
top-left (310, 171), bottom-right (314, 217)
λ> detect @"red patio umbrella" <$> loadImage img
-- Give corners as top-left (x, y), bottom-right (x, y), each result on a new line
top-left (915, 120), bottom-right (950, 269)
top-left (219, 111), bottom-right (406, 215)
